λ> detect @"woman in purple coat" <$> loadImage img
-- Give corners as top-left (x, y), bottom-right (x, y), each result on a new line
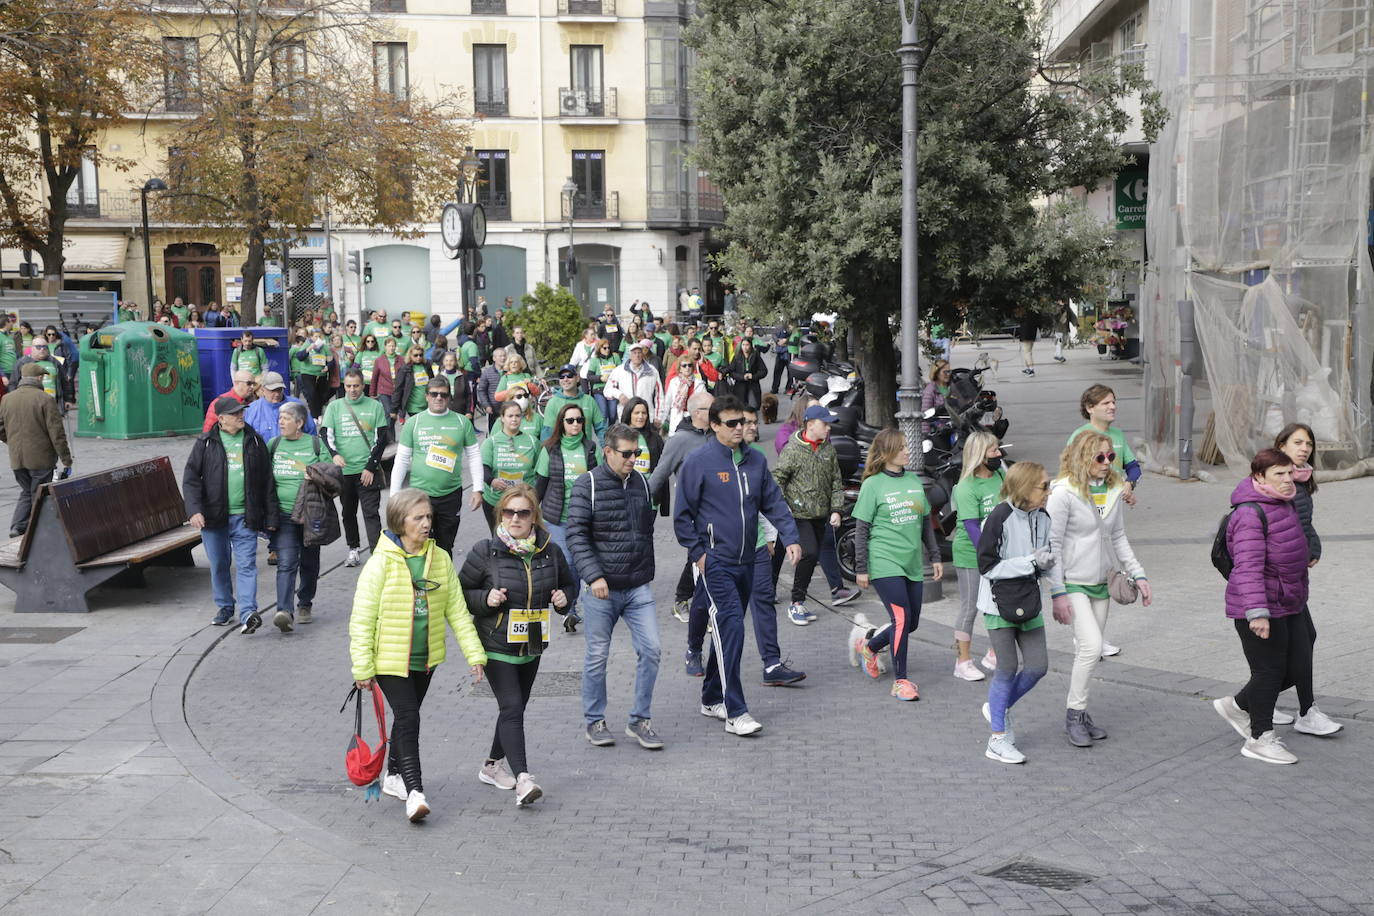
top-left (1211, 448), bottom-right (1317, 765)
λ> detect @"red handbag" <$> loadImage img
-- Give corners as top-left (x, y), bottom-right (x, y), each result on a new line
top-left (341, 684), bottom-right (387, 799)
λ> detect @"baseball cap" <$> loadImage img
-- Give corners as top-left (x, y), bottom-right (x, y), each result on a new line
top-left (558, 364), bottom-right (578, 378)
top-left (804, 405), bottom-right (838, 423)
top-left (214, 396), bottom-right (246, 416)
top-left (259, 371), bottom-right (286, 390)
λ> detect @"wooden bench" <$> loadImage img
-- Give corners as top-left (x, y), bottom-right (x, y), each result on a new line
top-left (0, 457), bottom-right (201, 613)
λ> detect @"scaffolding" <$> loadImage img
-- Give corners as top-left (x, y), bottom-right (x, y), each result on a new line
top-left (1141, 0), bottom-right (1374, 474)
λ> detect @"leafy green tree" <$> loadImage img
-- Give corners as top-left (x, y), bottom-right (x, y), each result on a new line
top-left (512, 283), bottom-right (585, 372)
top-left (688, 0), bottom-right (1164, 423)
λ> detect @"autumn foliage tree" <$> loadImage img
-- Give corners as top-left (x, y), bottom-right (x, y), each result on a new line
top-left (0, 0), bottom-right (155, 293)
top-left (151, 0), bottom-right (471, 322)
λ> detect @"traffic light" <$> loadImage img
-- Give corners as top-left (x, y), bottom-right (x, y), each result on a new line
top-left (347, 250), bottom-right (362, 274)
top-left (363, 264), bottom-right (372, 284)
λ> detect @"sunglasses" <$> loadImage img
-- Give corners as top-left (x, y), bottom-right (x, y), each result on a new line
top-left (559, 373), bottom-right (578, 380)
top-left (501, 507), bottom-right (533, 520)
top-left (718, 417), bottom-right (745, 428)
top-left (1094, 451), bottom-right (1117, 464)
top-left (610, 447), bottom-right (637, 459)
top-left (411, 577), bottom-right (440, 593)
top-left (427, 389), bottom-right (450, 397)
top-left (564, 416), bottom-right (585, 425)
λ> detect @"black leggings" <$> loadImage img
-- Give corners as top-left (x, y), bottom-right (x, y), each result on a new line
top-left (487, 657), bottom-right (541, 776)
top-left (770, 351), bottom-right (788, 393)
top-left (791, 516), bottom-right (830, 603)
top-left (1234, 613), bottom-right (1314, 737)
top-left (376, 669), bottom-right (434, 794)
top-left (299, 373), bottom-right (329, 419)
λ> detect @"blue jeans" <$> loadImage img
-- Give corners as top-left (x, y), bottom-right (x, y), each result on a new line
top-left (545, 522), bottom-right (581, 616)
top-left (274, 520), bottom-right (320, 615)
top-left (201, 515), bottom-right (259, 622)
top-left (580, 583), bottom-right (661, 725)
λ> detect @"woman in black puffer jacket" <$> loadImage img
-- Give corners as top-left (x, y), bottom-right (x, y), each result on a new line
top-left (726, 337), bottom-right (767, 410)
top-left (458, 483), bottom-right (579, 807)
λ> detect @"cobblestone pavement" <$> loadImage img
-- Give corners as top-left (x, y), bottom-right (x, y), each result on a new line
top-left (2, 341), bottom-right (1374, 913)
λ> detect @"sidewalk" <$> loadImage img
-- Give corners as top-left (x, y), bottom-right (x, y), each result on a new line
top-left (0, 345), bottom-right (1372, 914)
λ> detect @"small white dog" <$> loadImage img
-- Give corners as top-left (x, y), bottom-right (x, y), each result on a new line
top-left (846, 612), bottom-right (889, 674)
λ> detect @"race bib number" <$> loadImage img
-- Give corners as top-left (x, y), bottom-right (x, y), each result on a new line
top-left (634, 451), bottom-right (651, 473)
top-left (498, 468), bottom-right (524, 482)
top-left (362, 368), bottom-right (373, 383)
top-left (605, 323), bottom-right (619, 334)
top-left (310, 352), bottom-right (327, 367)
top-left (425, 445), bottom-right (457, 473)
top-left (599, 364), bottom-right (614, 382)
top-left (507, 607), bottom-right (551, 643)
top-left (413, 368), bottom-right (429, 385)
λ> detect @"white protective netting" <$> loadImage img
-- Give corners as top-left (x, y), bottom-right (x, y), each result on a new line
top-left (1141, 0), bottom-right (1374, 473)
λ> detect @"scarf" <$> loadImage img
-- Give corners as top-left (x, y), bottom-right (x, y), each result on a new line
top-left (1291, 464), bottom-right (1313, 483)
top-left (496, 524), bottom-right (538, 557)
top-left (1254, 479), bottom-right (1295, 501)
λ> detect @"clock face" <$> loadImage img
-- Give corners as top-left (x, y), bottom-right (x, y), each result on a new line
top-left (440, 204), bottom-right (463, 249)
top-left (470, 204), bottom-right (487, 248)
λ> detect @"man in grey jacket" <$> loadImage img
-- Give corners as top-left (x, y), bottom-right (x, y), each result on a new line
top-left (646, 389), bottom-right (713, 656)
top-left (475, 347), bottom-right (506, 433)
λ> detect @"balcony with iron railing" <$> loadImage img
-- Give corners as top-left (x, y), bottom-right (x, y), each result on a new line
top-left (475, 86), bottom-right (509, 117)
top-left (558, 87), bottom-right (617, 119)
top-left (561, 190), bottom-right (619, 221)
top-left (646, 87), bottom-right (689, 119)
top-left (471, 0), bottom-right (506, 12)
top-left (647, 190), bottom-right (724, 228)
top-left (371, 0), bottom-right (406, 10)
top-left (645, 0), bottom-right (695, 17)
top-left (557, 0), bottom-right (615, 19)
top-left (63, 189), bottom-right (142, 222)
top-left (478, 190), bottom-right (512, 221)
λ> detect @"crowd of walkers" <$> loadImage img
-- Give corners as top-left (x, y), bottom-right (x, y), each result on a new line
top-left (166, 301), bottom-right (1343, 825)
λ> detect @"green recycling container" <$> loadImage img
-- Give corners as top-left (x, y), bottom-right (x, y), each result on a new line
top-left (76, 322), bottom-right (204, 439)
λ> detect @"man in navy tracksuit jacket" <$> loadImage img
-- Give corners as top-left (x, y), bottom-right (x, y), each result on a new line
top-left (674, 396), bottom-right (800, 735)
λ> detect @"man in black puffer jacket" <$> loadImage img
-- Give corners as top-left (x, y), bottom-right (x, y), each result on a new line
top-left (566, 423), bottom-right (664, 751)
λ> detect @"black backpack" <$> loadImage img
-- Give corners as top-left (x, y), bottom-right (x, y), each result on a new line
top-left (1211, 502), bottom-right (1268, 579)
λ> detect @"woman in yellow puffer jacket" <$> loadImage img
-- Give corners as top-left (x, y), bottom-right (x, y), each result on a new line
top-left (349, 487), bottom-right (486, 823)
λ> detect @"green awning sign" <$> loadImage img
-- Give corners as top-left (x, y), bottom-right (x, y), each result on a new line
top-left (1115, 169), bottom-right (1147, 230)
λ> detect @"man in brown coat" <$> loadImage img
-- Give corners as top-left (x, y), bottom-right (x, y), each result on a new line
top-left (0, 362), bottom-right (73, 536)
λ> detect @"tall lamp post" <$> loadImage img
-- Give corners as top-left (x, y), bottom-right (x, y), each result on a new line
top-left (140, 178), bottom-right (167, 319)
top-left (561, 177), bottom-right (578, 309)
top-left (896, 0), bottom-right (922, 474)
top-left (458, 146), bottom-right (481, 319)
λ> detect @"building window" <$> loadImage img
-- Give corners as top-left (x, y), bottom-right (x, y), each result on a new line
top-left (476, 150), bottom-right (510, 219)
top-left (472, 0), bottom-right (507, 12)
top-left (163, 37), bottom-right (200, 112)
top-left (473, 45), bottom-right (508, 116)
top-left (571, 150), bottom-right (605, 218)
top-left (65, 148), bottom-right (99, 218)
top-left (646, 35), bottom-right (685, 114)
top-left (271, 41), bottom-right (308, 112)
top-left (647, 137), bottom-right (686, 212)
top-left (371, 0), bottom-right (406, 10)
top-left (567, 45), bottom-right (605, 115)
top-left (373, 42), bottom-right (408, 101)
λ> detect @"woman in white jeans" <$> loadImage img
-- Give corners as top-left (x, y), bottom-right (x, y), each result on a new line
top-left (1046, 430), bottom-right (1152, 748)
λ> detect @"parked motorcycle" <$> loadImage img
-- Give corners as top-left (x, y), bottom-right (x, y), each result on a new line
top-left (944, 365), bottom-right (1009, 439)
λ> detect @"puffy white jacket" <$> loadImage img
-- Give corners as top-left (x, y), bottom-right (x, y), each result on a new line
top-left (1045, 478), bottom-right (1145, 595)
top-left (605, 361), bottom-right (664, 421)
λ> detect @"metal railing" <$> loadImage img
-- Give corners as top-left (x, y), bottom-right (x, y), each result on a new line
top-left (475, 85), bottom-right (509, 116)
top-left (646, 190), bottom-right (724, 226)
top-left (557, 0), bottom-right (615, 15)
top-left (371, 0), bottom-right (406, 10)
top-left (563, 190), bottom-right (618, 220)
top-left (62, 189), bottom-right (141, 222)
top-left (472, 0), bottom-right (506, 11)
top-left (646, 87), bottom-right (688, 117)
top-left (478, 190), bottom-right (511, 220)
top-left (558, 86), bottom-right (617, 118)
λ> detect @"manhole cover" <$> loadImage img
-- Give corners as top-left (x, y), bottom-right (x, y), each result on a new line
top-left (470, 670), bottom-right (582, 697)
top-left (0, 627), bottom-right (84, 645)
top-left (978, 859), bottom-right (1096, 891)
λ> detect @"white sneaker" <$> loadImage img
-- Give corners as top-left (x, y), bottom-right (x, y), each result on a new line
top-left (787, 603), bottom-right (811, 626)
top-left (346, 548), bottom-right (360, 568)
top-left (954, 659), bottom-right (986, 682)
top-left (1241, 730), bottom-right (1297, 765)
top-left (1100, 641), bottom-right (1121, 657)
top-left (1271, 709), bottom-right (1296, 726)
top-left (982, 701), bottom-right (1015, 745)
top-left (725, 712), bottom-right (763, 736)
top-left (478, 758), bottom-right (517, 789)
top-left (699, 703), bottom-right (726, 720)
top-left (1293, 706), bottom-right (1343, 736)
top-left (515, 772), bottom-right (542, 806)
top-left (981, 649), bottom-right (997, 671)
top-left (381, 773), bottom-right (406, 800)
top-left (405, 790), bottom-right (430, 822)
top-left (1212, 696), bottom-right (1250, 739)
top-left (985, 734), bottom-right (1026, 764)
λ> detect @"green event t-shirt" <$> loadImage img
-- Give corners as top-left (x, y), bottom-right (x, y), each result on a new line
top-left (232, 345), bottom-right (267, 377)
top-left (363, 321), bottom-right (389, 340)
top-left (852, 470), bottom-right (930, 580)
top-left (220, 429), bottom-right (246, 515)
top-left (268, 434), bottom-right (318, 512)
top-left (584, 358), bottom-right (616, 389)
top-left (480, 430), bottom-right (540, 505)
top-left (293, 343), bottom-right (327, 377)
top-left (1068, 423), bottom-right (1135, 476)
top-left (356, 350), bottom-right (380, 385)
top-left (787, 330), bottom-right (803, 355)
top-left (171, 305), bottom-right (191, 326)
top-left (951, 471), bottom-right (1006, 569)
top-left (405, 364), bottom-right (433, 415)
top-left (400, 410), bottom-right (478, 498)
top-left (704, 350), bottom-right (724, 370)
top-left (496, 372), bottom-right (533, 394)
top-left (404, 554), bottom-right (430, 671)
top-left (32, 358), bottom-right (60, 399)
top-left (321, 395), bottom-right (386, 474)
top-left (541, 393), bottom-right (603, 441)
top-left (343, 334), bottom-right (361, 351)
top-left (459, 339), bottom-right (479, 371)
top-left (534, 435), bottom-right (589, 523)
top-left (0, 334), bottom-right (16, 373)
top-left (984, 612), bottom-right (1045, 632)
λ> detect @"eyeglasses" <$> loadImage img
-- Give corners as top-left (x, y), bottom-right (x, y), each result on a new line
top-left (611, 447), bottom-right (637, 459)
top-left (1094, 451), bottom-right (1117, 464)
top-left (718, 417), bottom-right (745, 428)
top-left (501, 507), bottom-right (533, 520)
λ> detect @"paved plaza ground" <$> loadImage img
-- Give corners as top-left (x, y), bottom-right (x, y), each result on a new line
top-left (0, 339), bottom-right (1372, 914)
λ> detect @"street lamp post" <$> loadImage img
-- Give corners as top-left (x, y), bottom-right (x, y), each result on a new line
top-left (140, 178), bottom-right (168, 320)
top-left (459, 146), bottom-right (481, 320)
top-left (896, 0), bottom-right (922, 474)
top-left (561, 177), bottom-right (579, 309)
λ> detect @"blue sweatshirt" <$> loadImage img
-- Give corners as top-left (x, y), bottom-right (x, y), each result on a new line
top-left (673, 437), bottom-right (799, 566)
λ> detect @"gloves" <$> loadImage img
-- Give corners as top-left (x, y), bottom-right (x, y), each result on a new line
top-left (1032, 547), bottom-right (1054, 570)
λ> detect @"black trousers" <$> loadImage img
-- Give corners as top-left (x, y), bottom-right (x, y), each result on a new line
top-left (299, 373), bottom-right (329, 419)
top-left (429, 488), bottom-right (465, 556)
top-left (770, 351), bottom-right (789, 393)
top-left (791, 516), bottom-right (830, 603)
top-left (339, 472), bottom-right (383, 551)
top-left (10, 467), bottom-right (53, 534)
top-left (1234, 614), bottom-right (1314, 737)
top-left (376, 669), bottom-right (434, 794)
top-left (675, 559), bottom-right (696, 604)
top-left (487, 657), bottom-right (541, 776)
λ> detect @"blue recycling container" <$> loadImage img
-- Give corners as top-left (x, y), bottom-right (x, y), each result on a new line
top-left (192, 326), bottom-right (290, 408)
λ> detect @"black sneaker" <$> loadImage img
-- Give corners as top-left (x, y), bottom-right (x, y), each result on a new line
top-left (240, 613), bottom-right (261, 635)
top-left (762, 663), bottom-right (806, 686)
top-left (585, 720), bottom-right (615, 747)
